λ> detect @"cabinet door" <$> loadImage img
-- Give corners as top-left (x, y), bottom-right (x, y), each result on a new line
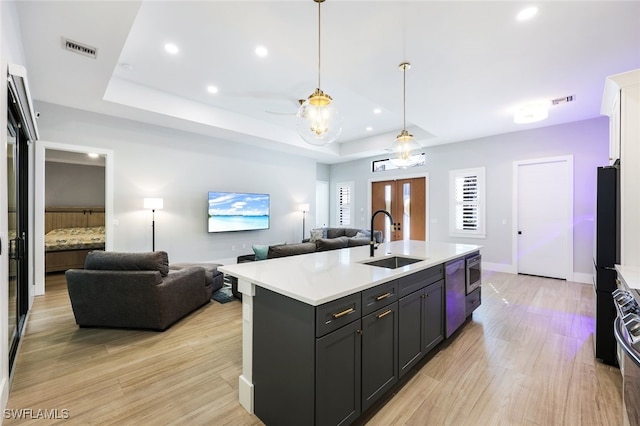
top-left (423, 280), bottom-right (445, 354)
top-left (398, 289), bottom-right (424, 378)
top-left (362, 302), bottom-right (398, 412)
top-left (316, 319), bottom-right (362, 426)
top-left (610, 93), bottom-right (620, 164)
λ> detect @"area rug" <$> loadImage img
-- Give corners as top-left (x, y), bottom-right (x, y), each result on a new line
top-left (212, 286), bottom-right (238, 304)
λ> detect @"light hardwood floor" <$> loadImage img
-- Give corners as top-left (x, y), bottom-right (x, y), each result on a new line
top-left (5, 271), bottom-right (623, 425)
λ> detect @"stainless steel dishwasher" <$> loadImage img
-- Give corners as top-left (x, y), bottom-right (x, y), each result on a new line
top-left (445, 257), bottom-right (466, 337)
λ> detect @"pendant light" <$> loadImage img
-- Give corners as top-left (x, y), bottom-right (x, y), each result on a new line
top-left (389, 62), bottom-right (421, 168)
top-left (296, 0), bottom-right (343, 146)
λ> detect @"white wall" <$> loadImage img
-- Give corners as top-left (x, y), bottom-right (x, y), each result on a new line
top-left (329, 117), bottom-right (609, 278)
top-left (34, 101), bottom-right (318, 264)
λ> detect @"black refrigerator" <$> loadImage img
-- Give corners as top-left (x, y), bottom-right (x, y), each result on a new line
top-left (593, 165), bottom-right (620, 365)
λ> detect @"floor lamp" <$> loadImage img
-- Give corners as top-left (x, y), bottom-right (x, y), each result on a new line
top-left (298, 203), bottom-right (310, 241)
top-left (144, 198), bottom-right (163, 251)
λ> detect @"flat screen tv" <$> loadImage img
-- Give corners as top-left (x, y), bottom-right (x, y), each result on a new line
top-left (208, 191), bottom-right (270, 233)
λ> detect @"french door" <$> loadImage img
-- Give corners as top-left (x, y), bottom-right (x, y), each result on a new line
top-left (371, 177), bottom-right (426, 242)
top-left (7, 101), bottom-right (30, 375)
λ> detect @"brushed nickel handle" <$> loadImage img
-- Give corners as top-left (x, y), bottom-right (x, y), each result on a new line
top-left (377, 309), bottom-right (392, 319)
top-left (376, 292), bottom-right (392, 301)
top-left (333, 307), bottom-right (355, 319)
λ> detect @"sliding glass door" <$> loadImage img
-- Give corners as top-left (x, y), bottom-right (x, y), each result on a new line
top-left (7, 103), bottom-right (29, 375)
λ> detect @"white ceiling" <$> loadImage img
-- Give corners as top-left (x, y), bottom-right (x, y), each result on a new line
top-left (14, 1), bottom-right (640, 164)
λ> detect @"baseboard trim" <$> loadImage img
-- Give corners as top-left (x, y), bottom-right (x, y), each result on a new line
top-left (482, 262), bottom-right (516, 274)
top-left (482, 262), bottom-right (592, 284)
top-left (571, 272), bottom-right (593, 285)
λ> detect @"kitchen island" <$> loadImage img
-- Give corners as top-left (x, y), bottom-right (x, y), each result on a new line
top-left (219, 240), bottom-right (481, 425)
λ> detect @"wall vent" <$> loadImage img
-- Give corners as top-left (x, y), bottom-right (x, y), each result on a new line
top-left (63, 38), bottom-right (97, 59)
top-left (551, 95), bottom-right (575, 106)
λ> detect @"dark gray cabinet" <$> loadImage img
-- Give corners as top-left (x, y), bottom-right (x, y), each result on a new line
top-left (361, 302), bottom-right (399, 412)
top-left (398, 276), bottom-right (445, 378)
top-left (316, 318), bottom-right (362, 426)
top-left (252, 264), bottom-right (447, 425)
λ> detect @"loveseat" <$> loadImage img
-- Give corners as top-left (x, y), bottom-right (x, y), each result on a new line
top-left (65, 251), bottom-right (220, 331)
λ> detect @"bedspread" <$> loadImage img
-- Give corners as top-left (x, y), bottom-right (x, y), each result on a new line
top-left (45, 226), bottom-right (105, 252)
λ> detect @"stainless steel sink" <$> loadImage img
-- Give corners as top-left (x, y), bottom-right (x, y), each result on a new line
top-left (362, 256), bottom-right (424, 269)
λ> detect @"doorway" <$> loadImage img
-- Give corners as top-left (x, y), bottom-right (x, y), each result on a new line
top-left (513, 156), bottom-right (573, 279)
top-left (7, 99), bottom-right (30, 375)
top-left (34, 142), bottom-right (114, 296)
top-left (371, 177), bottom-right (426, 242)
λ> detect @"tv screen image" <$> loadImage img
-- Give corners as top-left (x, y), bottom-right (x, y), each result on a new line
top-left (208, 191), bottom-right (270, 232)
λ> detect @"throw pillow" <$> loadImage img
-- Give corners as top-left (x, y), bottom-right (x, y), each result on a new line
top-left (252, 244), bottom-right (269, 261)
top-left (355, 230), bottom-right (371, 238)
top-left (315, 236), bottom-right (349, 252)
top-left (310, 228), bottom-right (324, 242)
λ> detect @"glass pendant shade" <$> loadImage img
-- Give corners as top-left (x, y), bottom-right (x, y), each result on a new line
top-left (389, 62), bottom-right (421, 168)
top-left (389, 129), bottom-right (421, 168)
top-left (296, 88), bottom-right (343, 146)
top-left (297, 0), bottom-right (343, 146)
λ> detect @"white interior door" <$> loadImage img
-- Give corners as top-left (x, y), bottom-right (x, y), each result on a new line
top-left (515, 157), bottom-right (573, 279)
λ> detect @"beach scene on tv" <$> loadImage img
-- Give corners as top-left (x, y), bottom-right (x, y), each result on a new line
top-left (208, 192), bottom-right (270, 232)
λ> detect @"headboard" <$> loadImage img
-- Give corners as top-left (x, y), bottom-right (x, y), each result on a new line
top-left (45, 207), bottom-right (105, 233)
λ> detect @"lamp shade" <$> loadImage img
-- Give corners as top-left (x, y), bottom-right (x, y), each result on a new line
top-left (298, 203), bottom-right (310, 212)
top-left (143, 198), bottom-right (164, 210)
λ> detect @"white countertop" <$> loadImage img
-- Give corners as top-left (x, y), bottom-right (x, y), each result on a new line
top-left (219, 240), bottom-right (481, 306)
top-left (616, 265), bottom-right (640, 291)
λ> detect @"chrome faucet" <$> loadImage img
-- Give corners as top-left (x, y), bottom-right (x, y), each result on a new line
top-left (370, 209), bottom-right (394, 257)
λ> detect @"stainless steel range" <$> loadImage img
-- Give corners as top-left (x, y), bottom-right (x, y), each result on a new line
top-left (613, 280), bottom-right (640, 425)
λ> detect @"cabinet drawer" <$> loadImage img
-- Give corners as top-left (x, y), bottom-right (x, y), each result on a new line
top-left (399, 264), bottom-right (444, 297)
top-left (466, 287), bottom-right (481, 316)
top-left (362, 280), bottom-right (398, 316)
top-left (316, 293), bottom-right (361, 337)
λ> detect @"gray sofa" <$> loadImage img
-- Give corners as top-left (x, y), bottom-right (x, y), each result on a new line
top-left (66, 251), bottom-right (220, 331)
top-left (230, 227), bottom-right (383, 298)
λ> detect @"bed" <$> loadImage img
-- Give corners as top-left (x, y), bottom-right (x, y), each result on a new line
top-left (45, 207), bottom-right (105, 273)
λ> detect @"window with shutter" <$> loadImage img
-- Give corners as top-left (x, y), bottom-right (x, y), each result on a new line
top-left (337, 182), bottom-right (353, 226)
top-left (449, 168), bottom-right (485, 238)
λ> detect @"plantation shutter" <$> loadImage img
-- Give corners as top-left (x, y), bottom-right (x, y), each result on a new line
top-left (455, 173), bottom-right (479, 231)
top-left (450, 168), bottom-right (485, 238)
top-left (337, 183), bottom-right (352, 226)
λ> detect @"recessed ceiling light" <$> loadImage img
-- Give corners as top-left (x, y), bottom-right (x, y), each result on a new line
top-left (207, 85), bottom-right (219, 94)
top-left (88, 153), bottom-right (99, 159)
top-left (164, 43), bottom-right (179, 55)
top-left (514, 102), bottom-right (548, 124)
top-left (255, 46), bottom-right (268, 58)
top-left (516, 6), bottom-right (538, 21)
top-left (366, 126), bottom-right (373, 132)
top-left (373, 108), bottom-right (382, 114)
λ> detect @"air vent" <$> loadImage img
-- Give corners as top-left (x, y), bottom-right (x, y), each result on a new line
top-left (63, 38), bottom-right (97, 59)
top-left (551, 95), bottom-right (575, 106)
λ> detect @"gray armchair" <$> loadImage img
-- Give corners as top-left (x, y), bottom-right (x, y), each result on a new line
top-left (66, 251), bottom-right (215, 331)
